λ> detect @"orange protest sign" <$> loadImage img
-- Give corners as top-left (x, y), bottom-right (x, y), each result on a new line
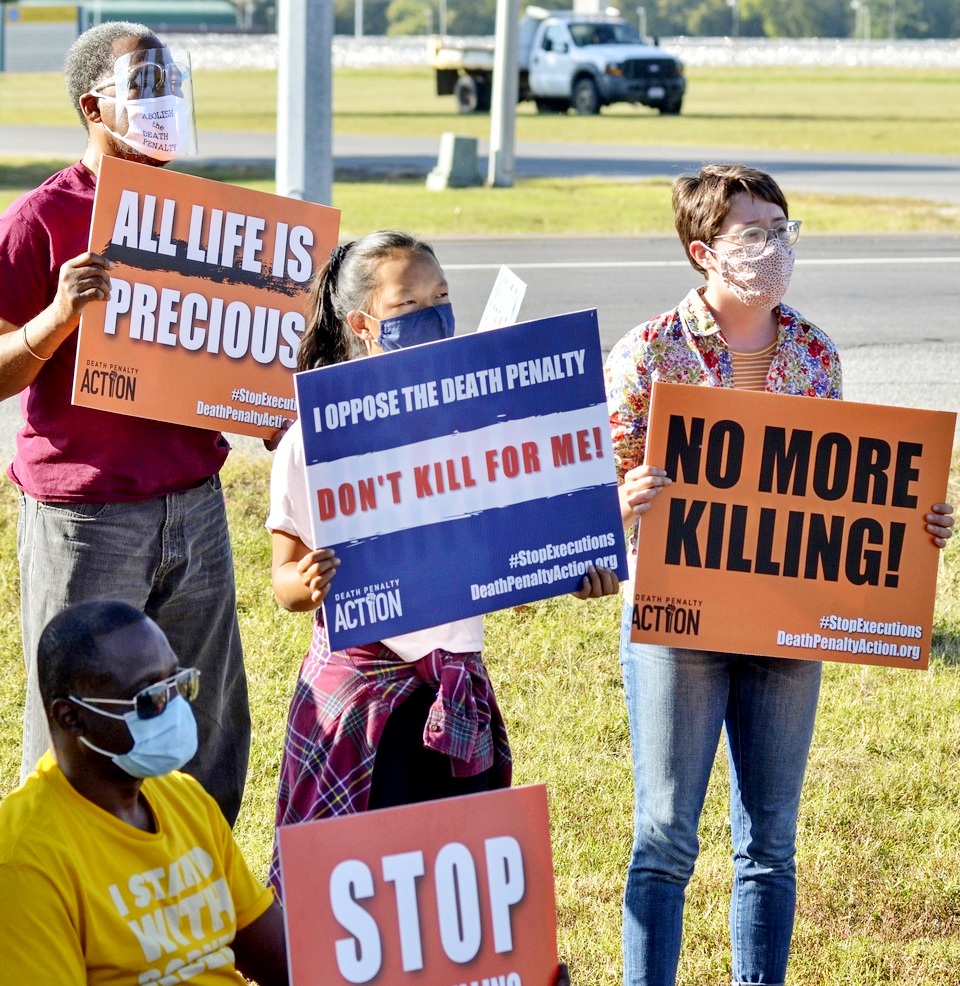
top-left (631, 382), bottom-right (956, 669)
top-left (278, 785), bottom-right (559, 986)
top-left (72, 157), bottom-right (340, 439)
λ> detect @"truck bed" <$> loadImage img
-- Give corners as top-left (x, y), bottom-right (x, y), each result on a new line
top-left (428, 36), bottom-right (496, 73)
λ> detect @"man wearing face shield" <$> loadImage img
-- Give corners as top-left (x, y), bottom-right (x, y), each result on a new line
top-left (89, 45), bottom-right (199, 161)
top-left (0, 22), bottom-right (250, 826)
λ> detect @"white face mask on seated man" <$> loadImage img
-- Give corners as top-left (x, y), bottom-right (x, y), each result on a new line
top-left (70, 667), bottom-right (201, 778)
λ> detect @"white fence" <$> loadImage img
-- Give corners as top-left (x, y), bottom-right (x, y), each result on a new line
top-left (181, 33), bottom-right (960, 71)
top-left (2, 22), bottom-right (959, 73)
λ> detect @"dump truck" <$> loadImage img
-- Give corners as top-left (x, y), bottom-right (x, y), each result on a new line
top-left (430, 7), bottom-right (686, 115)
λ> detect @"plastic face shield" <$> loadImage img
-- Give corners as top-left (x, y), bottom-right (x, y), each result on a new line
top-left (96, 47), bottom-right (198, 156)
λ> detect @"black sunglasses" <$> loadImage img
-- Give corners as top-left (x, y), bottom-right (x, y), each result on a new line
top-left (71, 667), bottom-right (200, 721)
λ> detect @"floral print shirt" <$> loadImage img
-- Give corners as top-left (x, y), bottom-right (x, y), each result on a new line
top-left (605, 287), bottom-right (843, 550)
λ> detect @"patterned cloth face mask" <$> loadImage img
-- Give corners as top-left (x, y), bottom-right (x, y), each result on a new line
top-left (703, 236), bottom-right (796, 310)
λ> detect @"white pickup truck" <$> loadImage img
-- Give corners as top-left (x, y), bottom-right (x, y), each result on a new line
top-left (431, 7), bottom-right (686, 116)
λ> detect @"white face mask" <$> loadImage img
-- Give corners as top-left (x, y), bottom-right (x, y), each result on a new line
top-left (704, 237), bottom-right (796, 310)
top-left (73, 693), bottom-right (198, 778)
top-left (97, 93), bottom-right (191, 162)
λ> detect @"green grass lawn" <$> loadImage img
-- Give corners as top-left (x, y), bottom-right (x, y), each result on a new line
top-left (2, 65), bottom-right (959, 155)
top-left (0, 452), bottom-right (957, 985)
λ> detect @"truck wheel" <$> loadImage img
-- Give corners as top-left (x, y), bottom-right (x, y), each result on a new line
top-left (572, 78), bottom-right (601, 115)
top-left (454, 75), bottom-right (480, 114)
top-left (657, 94), bottom-right (683, 115)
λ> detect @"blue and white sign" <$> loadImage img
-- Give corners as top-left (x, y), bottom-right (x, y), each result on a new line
top-left (295, 309), bottom-right (628, 649)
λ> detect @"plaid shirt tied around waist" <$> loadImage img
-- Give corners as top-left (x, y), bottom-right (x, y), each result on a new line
top-left (268, 618), bottom-right (512, 892)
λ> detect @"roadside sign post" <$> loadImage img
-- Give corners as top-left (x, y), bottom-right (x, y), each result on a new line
top-left (488, 0), bottom-right (521, 187)
top-left (277, 0), bottom-right (334, 204)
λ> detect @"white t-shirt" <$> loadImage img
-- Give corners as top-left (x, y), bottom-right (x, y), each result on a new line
top-left (267, 420), bottom-right (484, 662)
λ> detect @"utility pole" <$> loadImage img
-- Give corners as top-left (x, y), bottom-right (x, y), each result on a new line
top-left (488, 0), bottom-right (520, 187)
top-left (850, 0), bottom-right (871, 40)
top-left (276, 0), bottom-right (334, 204)
top-left (726, 0), bottom-right (740, 38)
top-left (355, 0), bottom-right (362, 38)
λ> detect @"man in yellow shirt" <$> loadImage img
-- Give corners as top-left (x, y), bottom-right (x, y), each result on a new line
top-left (0, 600), bottom-right (287, 985)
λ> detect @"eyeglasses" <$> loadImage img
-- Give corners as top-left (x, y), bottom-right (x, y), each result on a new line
top-left (92, 57), bottom-right (187, 100)
top-left (71, 668), bottom-right (200, 721)
top-left (712, 220), bottom-right (802, 254)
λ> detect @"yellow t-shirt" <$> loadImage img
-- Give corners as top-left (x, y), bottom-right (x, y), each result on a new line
top-left (0, 753), bottom-right (274, 985)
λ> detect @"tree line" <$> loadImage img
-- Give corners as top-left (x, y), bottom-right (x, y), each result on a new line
top-left (239, 0), bottom-right (960, 39)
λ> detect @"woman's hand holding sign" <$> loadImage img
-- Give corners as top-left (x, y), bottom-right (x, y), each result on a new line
top-left (618, 464), bottom-right (673, 527)
top-left (296, 547), bottom-right (341, 606)
top-left (570, 561), bottom-right (619, 599)
top-left (927, 502), bottom-right (954, 549)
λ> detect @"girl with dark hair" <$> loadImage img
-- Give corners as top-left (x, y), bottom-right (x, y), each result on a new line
top-left (266, 230), bottom-right (615, 895)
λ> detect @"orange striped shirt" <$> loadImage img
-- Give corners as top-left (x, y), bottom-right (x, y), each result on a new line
top-left (729, 337), bottom-right (778, 391)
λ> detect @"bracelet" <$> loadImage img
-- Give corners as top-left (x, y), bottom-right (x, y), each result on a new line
top-left (21, 324), bottom-right (51, 362)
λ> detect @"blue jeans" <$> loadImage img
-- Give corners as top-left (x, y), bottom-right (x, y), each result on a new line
top-left (17, 478), bottom-right (250, 825)
top-left (620, 602), bottom-right (821, 986)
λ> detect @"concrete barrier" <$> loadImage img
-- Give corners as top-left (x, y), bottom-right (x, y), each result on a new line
top-left (426, 133), bottom-right (483, 190)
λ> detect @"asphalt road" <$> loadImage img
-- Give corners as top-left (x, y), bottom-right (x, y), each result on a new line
top-left (5, 125), bottom-right (960, 204)
top-left (1, 234), bottom-right (958, 461)
top-left (440, 234), bottom-right (960, 433)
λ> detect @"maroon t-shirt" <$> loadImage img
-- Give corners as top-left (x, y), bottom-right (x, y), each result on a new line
top-left (0, 162), bottom-right (228, 501)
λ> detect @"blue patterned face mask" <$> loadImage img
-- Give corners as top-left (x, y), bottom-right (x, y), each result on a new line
top-left (72, 694), bottom-right (198, 778)
top-left (365, 303), bottom-right (456, 351)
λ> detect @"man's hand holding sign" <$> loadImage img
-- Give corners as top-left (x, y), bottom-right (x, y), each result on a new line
top-left (0, 21), bottom-right (290, 820)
